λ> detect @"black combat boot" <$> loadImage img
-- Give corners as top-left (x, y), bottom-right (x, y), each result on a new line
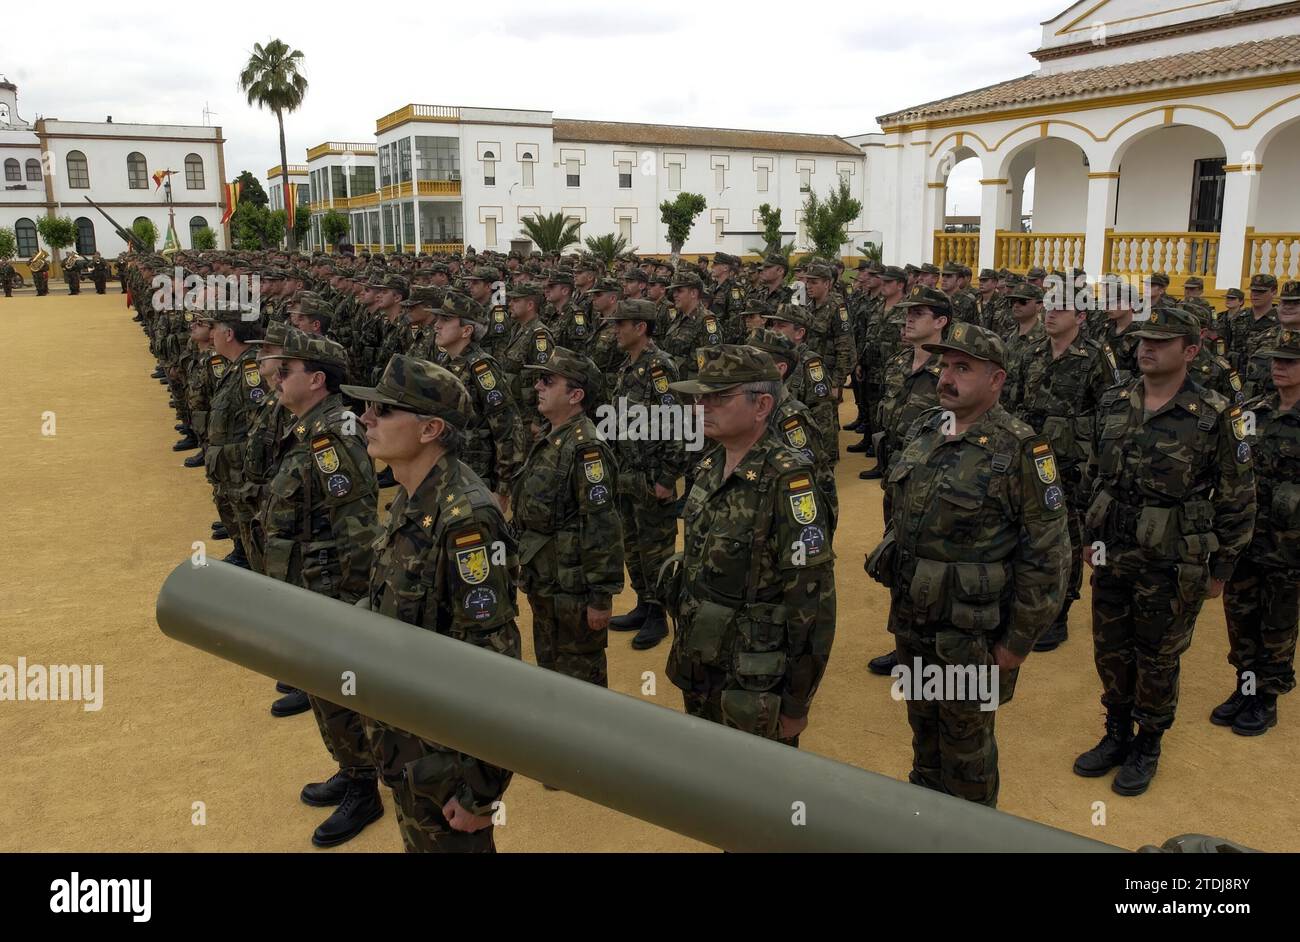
top-left (301, 769), bottom-right (353, 807)
top-left (375, 466), bottom-right (397, 488)
top-left (222, 540), bottom-right (250, 569)
top-left (151, 367), bottom-right (165, 379)
top-left (1210, 677), bottom-right (1250, 726)
top-left (1033, 619), bottom-right (1068, 652)
top-left (867, 650), bottom-right (898, 676)
top-left (1073, 711), bottom-right (1134, 777)
top-left (631, 605), bottom-right (669, 650)
top-left (175, 423), bottom-right (191, 434)
top-left (276, 680), bottom-right (295, 694)
top-left (609, 599), bottom-right (649, 632)
top-left (1111, 728), bottom-right (1161, 795)
top-left (1232, 693), bottom-right (1278, 736)
top-left (173, 434), bottom-right (200, 452)
top-left (311, 777), bottom-right (383, 848)
top-left (846, 437), bottom-right (872, 454)
top-left (270, 688), bottom-right (311, 717)
top-left (183, 451), bottom-right (205, 468)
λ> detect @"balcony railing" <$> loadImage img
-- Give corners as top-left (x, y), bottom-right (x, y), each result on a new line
top-left (417, 179), bottom-right (461, 196)
top-left (933, 232), bottom-right (979, 269)
top-left (376, 103), bottom-right (461, 134)
top-left (1105, 230), bottom-right (1219, 280)
top-left (1243, 229), bottom-right (1300, 281)
top-left (995, 232), bottom-right (1085, 274)
top-left (306, 141), bottom-right (378, 160)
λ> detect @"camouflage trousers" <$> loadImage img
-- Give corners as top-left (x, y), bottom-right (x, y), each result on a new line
top-left (1091, 558), bottom-right (1207, 732)
top-left (616, 488), bottom-right (678, 605)
top-left (1055, 498), bottom-right (1085, 625)
top-left (309, 694), bottom-right (377, 779)
top-left (681, 688), bottom-right (799, 748)
top-left (1223, 563), bottom-right (1300, 696)
top-left (526, 591), bottom-right (608, 687)
top-left (894, 634), bottom-right (1000, 807)
top-left (361, 720), bottom-right (497, 853)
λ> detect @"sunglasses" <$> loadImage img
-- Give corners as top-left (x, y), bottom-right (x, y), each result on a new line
top-left (370, 401), bottom-right (418, 418)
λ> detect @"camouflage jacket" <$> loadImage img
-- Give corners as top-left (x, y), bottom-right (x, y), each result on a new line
top-left (549, 301), bottom-right (595, 354)
top-left (877, 347), bottom-right (942, 469)
top-left (481, 302), bottom-right (513, 357)
top-left (367, 454), bottom-right (521, 816)
top-left (666, 433), bottom-right (835, 720)
top-left (1237, 321), bottom-right (1289, 400)
top-left (950, 289), bottom-right (979, 324)
top-left (770, 393), bottom-right (837, 528)
top-left (186, 349), bottom-right (227, 440)
top-left (436, 344), bottom-right (526, 492)
top-left (1098, 319), bottom-right (1142, 382)
top-left (706, 276), bottom-right (747, 342)
top-left (786, 345), bottom-right (839, 463)
top-left (609, 343), bottom-right (689, 492)
top-left (512, 413), bottom-right (625, 609)
top-left (660, 305), bottom-right (724, 381)
top-left (498, 317), bottom-right (555, 426)
top-left (803, 295), bottom-right (855, 389)
top-left (1239, 391), bottom-right (1300, 569)
top-left (1083, 376), bottom-right (1256, 581)
top-left (243, 388), bottom-right (290, 498)
top-left (1226, 307), bottom-right (1278, 375)
top-left (258, 393), bottom-right (380, 600)
top-left (371, 314), bottom-right (417, 384)
top-left (1000, 321), bottom-right (1046, 404)
top-left (862, 300), bottom-right (907, 386)
top-left (205, 346), bottom-right (271, 488)
top-left (883, 405), bottom-right (1068, 656)
top-left (1191, 345), bottom-right (1247, 407)
top-left (1006, 335), bottom-right (1117, 483)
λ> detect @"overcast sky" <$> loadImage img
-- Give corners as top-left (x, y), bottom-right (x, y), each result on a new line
top-left (4, 0), bottom-right (1063, 213)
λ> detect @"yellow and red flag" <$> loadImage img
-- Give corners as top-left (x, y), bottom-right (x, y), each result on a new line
top-left (152, 169), bottom-right (169, 190)
top-left (220, 181), bottom-right (241, 225)
top-left (285, 182), bottom-right (299, 233)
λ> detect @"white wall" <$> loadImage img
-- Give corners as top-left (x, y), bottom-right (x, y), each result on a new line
top-left (1029, 139), bottom-right (1089, 232)
top-left (1255, 120), bottom-right (1300, 231)
top-left (1114, 126), bottom-right (1225, 231)
top-left (458, 120), bottom-right (555, 250)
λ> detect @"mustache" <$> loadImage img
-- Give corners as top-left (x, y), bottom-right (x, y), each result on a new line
top-left (939, 384), bottom-right (958, 397)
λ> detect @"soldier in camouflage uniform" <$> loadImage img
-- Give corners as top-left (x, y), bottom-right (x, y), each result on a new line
top-left (586, 278), bottom-right (625, 396)
top-left (513, 349), bottom-right (625, 688)
top-left (974, 268), bottom-right (1000, 330)
top-left (361, 274), bottom-right (409, 383)
top-left (1076, 307), bottom-right (1256, 795)
top-left (940, 262), bottom-right (978, 323)
top-left (764, 304), bottom-right (839, 475)
top-left (648, 273), bottom-right (675, 337)
top-left (604, 300), bottom-right (689, 651)
top-left (663, 346), bottom-right (836, 746)
top-left (850, 265), bottom-right (908, 460)
top-left (348, 356), bottom-right (521, 852)
top-left (1226, 273), bottom-right (1278, 376)
top-left (1181, 299), bottom-right (1247, 406)
top-left (1005, 292), bottom-right (1118, 653)
top-left (371, 278), bottom-right (419, 384)
top-left (500, 283), bottom-right (556, 434)
top-left (396, 284), bottom-right (441, 364)
top-left (660, 271), bottom-right (724, 381)
top-left (1236, 280), bottom-right (1300, 400)
top-left (1000, 283), bottom-right (1046, 399)
top-left (706, 251), bottom-right (747, 341)
top-left (545, 269), bottom-right (594, 354)
top-left (801, 261), bottom-right (855, 399)
top-left (1214, 329), bottom-right (1300, 735)
top-left (427, 291), bottom-right (526, 501)
top-left (258, 331), bottom-right (386, 846)
top-left (866, 323), bottom-right (1068, 806)
top-left (463, 266), bottom-right (512, 359)
top-left (205, 309), bottom-right (271, 569)
top-left (182, 310), bottom-right (226, 471)
top-left (1145, 272), bottom-right (1179, 314)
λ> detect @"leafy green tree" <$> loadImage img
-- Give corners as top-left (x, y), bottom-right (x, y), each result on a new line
top-left (520, 212), bottom-right (583, 254)
top-left (239, 39), bottom-right (308, 249)
top-left (659, 192), bottom-right (707, 263)
top-left (130, 218), bottom-right (159, 252)
top-left (235, 169), bottom-right (269, 207)
top-left (749, 203), bottom-right (796, 262)
top-left (37, 215), bottom-right (78, 274)
top-left (0, 227), bottom-right (16, 262)
top-left (858, 240), bottom-right (883, 265)
top-left (319, 210), bottom-right (349, 249)
top-left (802, 178), bottom-right (863, 259)
top-left (265, 209), bottom-right (288, 248)
top-left (583, 232), bottom-right (634, 268)
top-left (192, 227), bottom-right (218, 251)
top-left (231, 202), bottom-right (270, 250)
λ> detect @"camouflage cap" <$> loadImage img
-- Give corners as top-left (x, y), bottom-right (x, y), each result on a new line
top-left (1250, 273), bottom-right (1278, 291)
top-left (623, 268), bottom-right (648, 283)
top-left (261, 267), bottom-right (287, 280)
top-left (1225, 287), bottom-right (1246, 301)
top-left (978, 268), bottom-right (999, 281)
top-left (249, 319), bottom-right (291, 348)
top-left (763, 252), bottom-right (790, 271)
top-left (744, 327), bottom-right (797, 366)
top-left (507, 282), bottom-right (545, 301)
top-left (1183, 276), bottom-right (1204, 290)
top-left (896, 285), bottom-right (953, 315)
top-left (1006, 283), bottom-right (1045, 302)
top-left (440, 290), bottom-right (486, 325)
top-left (593, 277), bottom-right (623, 294)
top-left (341, 356), bottom-right (473, 426)
top-left (1177, 297), bottom-right (1215, 326)
top-left (713, 252), bottom-right (741, 268)
top-left (649, 274), bottom-right (673, 287)
top-left (922, 321), bottom-right (1007, 368)
top-left (521, 346), bottom-right (602, 393)
top-left (605, 298), bottom-right (658, 323)
top-left (878, 265), bottom-right (907, 283)
top-left (918, 263), bottom-right (941, 276)
top-left (668, 344), bottom-right (782, 395)
top-left (940, 262), bottom-right (963, 275)
top-left (401, 284), bottom-right (446, 308)
top-left (765, 302), bottom-right (811, 328)
top-left (464, 265), bottom-right (501, 282)
top-left (1147, 272), bottom-right (1171, 288)
top-left (545, 269), bottom-right (574, 286)
top-left (368, 273), bottom-right (410, 298)
top-left (277, 329), bottom-right (349, 370)
top-left (208, 308), bottom-right (261, 326)
top-left (1130, 306), bottom-right (1202, 341)
top-left (804, 261), bottom-right (835, 280)
top-left (1280, 280), bottom-right (1300, 301)
top-left (1026, 267), bottom-right (1047, 280)
top-left (668, 271), bottom-right (704, 291)
top-left (1261, 327), bottom-right (1300, 360)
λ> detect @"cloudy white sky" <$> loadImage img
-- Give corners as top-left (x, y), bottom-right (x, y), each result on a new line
top-left (4, 0), bottom-right (1063, 212)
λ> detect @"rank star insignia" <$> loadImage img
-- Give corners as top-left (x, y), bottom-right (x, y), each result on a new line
top-left (296, 425), bottom-right (306, 436)
top-left (450, 507), bottom-right (462, 517)
top-left (978, 436), bottom-right (989, 445)
top-left (745, 470), bottom-right (757, 481)
top-left (421, 515), bottom-right (433, 528)
top-left (446, 493), bottom-right (455, 502)
top-left (700, 457), bottom-right (713, 469)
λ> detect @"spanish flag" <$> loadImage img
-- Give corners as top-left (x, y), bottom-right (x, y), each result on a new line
top-left (220, 181), bottom-right (241, 225)
top-left (152, 169), bottom-right (169, 191)
top-left (285, 182), bottom-right (298, 233)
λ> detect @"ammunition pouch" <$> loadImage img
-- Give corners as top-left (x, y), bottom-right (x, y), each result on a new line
top-left (719, 689), bottom-right (783, 739)
top-left (866, 529), bottom-right (898, 587)
top-left (905, 556), bottom-right (1008, 632)
top-left (1272, 483), bottom-right (1300, 529)
top-left (683, 599), bottom-right (735, 663)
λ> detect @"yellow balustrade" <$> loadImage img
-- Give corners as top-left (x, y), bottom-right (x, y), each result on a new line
top-left (420, 242), bottom-right (464, 254)
top-left (1243, 230), bottom-right (1300, 282)
top-left (932, 232), bottom-right (979, 269)
top-left (375, 104), bottom-right (460, 134)
top-left (994, 232), bottom-right (1085, 274)
top-left (417, 179), bottom-right (461, 196)
top-left (1104, 230), bottom-right (1219, 280)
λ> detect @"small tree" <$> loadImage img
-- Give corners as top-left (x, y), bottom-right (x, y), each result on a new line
top-left (292, 209), bottom-right (311, 250)
top-left (659, 192), bottom-right (707, 264)
top-left (192, 227), bottom-right (218, 251)
top-left (858, 240), bottom-right (883, 265)
top-left (749, 203), bottom-right (796, 262)
top-left (0, 227), bottom-right (16, 261)
top-left (231, 202), bottom-right (270, 250)
top-left (520, 212), bottom-right (583, 254)
top-left (130, 218), bottom-right (159, 252)
top-left (265, 209), bottom-right (288, 249)
top-left (319, 210), bottom-right (349, 249)
top-left (235, 169), bottom-right (269, 207)
top-left (37, 215), bottom-right (78, 275)
top-left (583, 232), bottom-right (634, 269)
top-left (802, 178), bottom-right (863, 259)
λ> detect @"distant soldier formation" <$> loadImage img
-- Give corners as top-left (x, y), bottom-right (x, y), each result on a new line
top-left (106, 241), bottom-right (1297, 849)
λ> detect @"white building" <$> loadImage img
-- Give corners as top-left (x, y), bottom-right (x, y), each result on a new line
top-left (284, 105), bottom-right (870, 258)
top-left (0, 78), bottom-right (227, 274)
top-left (876, 0), bottom-right (1300, 297)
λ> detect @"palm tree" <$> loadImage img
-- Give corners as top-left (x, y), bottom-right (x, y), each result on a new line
top-left (520, 212), bottom-right (583, 255)
top-left (238, 39), bottom-right (308, 251)
top-left (584, 232), bottom-right (635, 269)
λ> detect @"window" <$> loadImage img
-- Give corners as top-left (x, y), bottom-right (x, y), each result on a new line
top-left (1189, 158), bottom-right (1226, 234)
top-left (397, 138), bottom-right (412, 183)
top-left (349, 165), bottom-right (375, 195)
top-left (618, 161), bottom-right (632, 189)
top-left (379, 144), bottom-right (392, 188)
top-left (715, 167), bottom-right (725, 192)
top-left (25, 158), bottom-right (41, 182)
top-left (74, 217), bottom-right (96, 254)
top-left (838, 167), bottom-right (852, 188)
top-left (521, 152), bottom-right (534, 188)
top-left (416, 136), bottom-right (459, 182)
top-left (4, 159), bottom-right (18, 181)
top-left (485, 217), bottom-right (498, 247)
top-left (189, 216), bottom-right (208, 245)
top-left (799, 168), bottom-right (811, 193)
top-left (566, 159), bottom-right (580, 187)
top-left (483, 150), bottom-right (496, 187)
top-left (757, 166), bottom-right (769, 192)
top-left (297, 183), bottom-right (310, 207)
top-left (368, 210), bottom-right (380, 245)
top-left (382, 205), bottom-right (395, 247)
top-left (619, 217), bottom-right (632, 243)
top-left (66, 150), bottom-right (89, 188)
top-left (331, 165), bottom-right (347, 200)
top-left (715, 217), bottom-right (724, 242)
top-left (668, 164), bottom-right (681, 191)
top-left (127, 152), bottom-right (148, 189)
top-left (15, 218), bottom-right (38, 256)
top-left (185, 153), bottom-right (204, 189)
top-left (402, 202), bottom-right (415, 248)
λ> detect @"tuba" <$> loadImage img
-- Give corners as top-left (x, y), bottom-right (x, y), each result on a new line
top-left (29, 249), bottom-right (48, 272)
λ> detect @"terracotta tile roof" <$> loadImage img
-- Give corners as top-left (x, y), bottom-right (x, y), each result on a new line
top-left (553, 118), bottom-right (862, 156)
top-left (878, 33), bottom-right (1300, 125)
